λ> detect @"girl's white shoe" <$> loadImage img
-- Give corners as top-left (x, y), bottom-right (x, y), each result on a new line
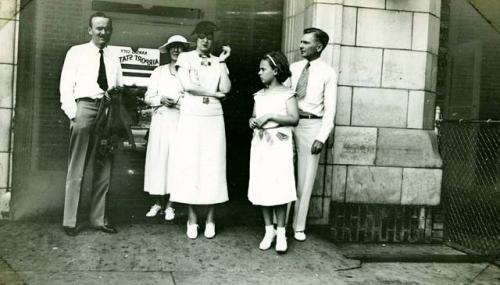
top-left (186, 222), bottom-right (199, 239)
top-left (259, 226), bottom-right (276, 250)
top-left (204, 222), bottom-right (216, 239)
top-left (275, 227), bottom-right (287, 253)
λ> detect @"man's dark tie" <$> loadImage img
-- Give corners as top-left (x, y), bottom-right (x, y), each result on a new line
top-left (295, 62), bottom-right (310, 99)
top-left (98, 49), bottom-right (108, 91)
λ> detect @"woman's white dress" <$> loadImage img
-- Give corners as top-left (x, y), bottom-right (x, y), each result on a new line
top-left (248, 88), bottom-right (297, 206)
top-left (143, 64), bottom-right (182, 195)
top-left (168, 50), bottom-right (229, 205)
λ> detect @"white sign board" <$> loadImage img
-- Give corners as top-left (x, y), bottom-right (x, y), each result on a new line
top-left (109, 46), bottom-right (160, 87)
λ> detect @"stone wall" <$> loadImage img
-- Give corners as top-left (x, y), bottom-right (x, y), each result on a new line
top-left (282, 0), bottom-right (443, 225)
top-left (0, 0), bottom-right (18, 218)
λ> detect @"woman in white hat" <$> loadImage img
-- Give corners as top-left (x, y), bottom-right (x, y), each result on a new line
top-left (143, 35), bottom-right (189, 221)
top-left (168, 21), bottom-right (231, 239)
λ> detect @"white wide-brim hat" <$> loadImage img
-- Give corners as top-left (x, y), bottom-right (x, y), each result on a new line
top-left (158, 35), bottom-right (190, 53)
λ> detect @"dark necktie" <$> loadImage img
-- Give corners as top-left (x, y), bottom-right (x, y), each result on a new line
top-left (295, 62), bottom-right (310, 99)
top-left (98, 49), bottom-right (108, 91)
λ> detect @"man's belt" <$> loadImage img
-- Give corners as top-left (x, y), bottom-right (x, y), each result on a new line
top-left (77, 97), bottom-right (102, 103)
top-left (299, 112), bottom-right (322, 119)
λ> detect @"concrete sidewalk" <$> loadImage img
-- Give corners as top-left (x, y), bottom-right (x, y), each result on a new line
top-left (0, 222), bottom-right (496, 284)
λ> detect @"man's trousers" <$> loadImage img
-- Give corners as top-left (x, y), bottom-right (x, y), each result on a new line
top-left (291, 119), bottom-right (322, 232)
top-left (63, 100), bottom-right (112, 228)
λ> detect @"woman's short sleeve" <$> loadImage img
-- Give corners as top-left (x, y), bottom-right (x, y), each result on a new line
top-left (175, 52), bottom-right (191, 71)
top-left (283, 89), bottom-right (296, 100)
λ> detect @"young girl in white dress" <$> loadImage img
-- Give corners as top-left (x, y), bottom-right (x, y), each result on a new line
top-left (248, 51), bottom-right (299, 253)
top-left (143, 35), bottom-right (189, 221)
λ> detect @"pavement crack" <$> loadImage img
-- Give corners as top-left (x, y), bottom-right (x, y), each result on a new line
top-left (334, 263), bottom-right (363, 272)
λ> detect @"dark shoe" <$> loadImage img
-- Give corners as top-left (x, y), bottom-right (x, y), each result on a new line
top-left (63, 226), bottom-right (78, 236)
top-left (95, 225), bottom-right (118, 234)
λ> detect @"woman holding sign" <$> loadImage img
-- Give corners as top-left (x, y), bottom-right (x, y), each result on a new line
top-left (169, 21), bottom-right (231, 239)
top-left (143, 35), bottom-right (189, 221)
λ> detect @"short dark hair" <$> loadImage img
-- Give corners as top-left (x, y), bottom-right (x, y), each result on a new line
top-left (261, 51), bottom-right (291, 83)
top-left (88, 12), bottom-right (112, 28)
top-left (303, 27), bottom-right (329, 52)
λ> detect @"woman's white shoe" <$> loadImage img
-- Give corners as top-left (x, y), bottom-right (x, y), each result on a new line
top-left (164, 207), bottom-right (175, 221)
top-left (259, 229), bottom-right (276, 250)
top-left (186, 222), bottom-right (199, 239)
top-left (145, 204), bottom-right (162, 217)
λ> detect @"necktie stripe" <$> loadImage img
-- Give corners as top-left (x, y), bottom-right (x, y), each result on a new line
top-left (295, 62), bottom-right (310, 99)
top-left (98, 49), bottom-right (108, 91)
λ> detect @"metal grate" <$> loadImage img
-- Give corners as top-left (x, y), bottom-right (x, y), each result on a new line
top-left (330, 203), bottom-right (443, 243)
top-left (438, 120), bottom-right (500, 255)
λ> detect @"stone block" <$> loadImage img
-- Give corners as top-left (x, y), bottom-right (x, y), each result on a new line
top-left (333, 126), bottom-right (377, 165)
top-left (282, 18), bottom-right (291, 52)
top-left (292, 16), bottom-right (305, 51)
top-left (376, 128), bottom-right (442, 168)
top-left (401, 168), bottom-right (442, 205)
top-left (425, 53), bottom-right (438, 92)
top-left (412, 13), bottom-right (440, 55)
top-left (312, 164), bottom-right (325, 196)
top-left (304, 3), bottom-right (314, 27)
top-left (0, 152), bottom-right (8, 188)
top-left (342, 6), bottom-right (357, 46)
top-left (344, 0), bottom-right (385, 9)
top-left (313, 0), bottom-right (344, 4)
top-left (357, 9), bottom-right (412, 49)
top-left (335, 86), bottom-right (352, 126)
top-left (0, 64), bottom-right (13, 108)
top-left (330, 165), bottom-right (346, 202)
top-left (308, 196), bottom-right (330, 225)
top-left (351, 87), bottom-right (408, 128)
top-left (331, 44), bottom-right (341, 72)
top-left (346, 166), bottom-right (402, 204)
top-left (0, 189), bottom-right (10, 217)
top-left (0, 0), bottom-right (17, 20)
top-left (339, 46), bottom-right (382, 87)
top-left (0, 109), bottom-right (11, 152)
top-left (0, 19), bottom-right (15, 64)
top-left (386, 0), bottom-right (441, 15)
top-left (313, 3), bottom-right (343, 44)
top-left (382, 49), bottom-right (427, 90)
top-left (319, 44), bottom-right (334, 66)
top-left (407, 91), bottom-right (436, 129)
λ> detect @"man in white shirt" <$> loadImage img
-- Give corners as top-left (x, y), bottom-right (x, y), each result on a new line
top-left (288, 28), bottom-right (337, 241)
top-left (59, 12), bottom-right (122, 236)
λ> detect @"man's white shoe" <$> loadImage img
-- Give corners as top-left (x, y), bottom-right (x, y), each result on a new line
top-left (259, 228), bottom-right (276, 250)
top-left (204, 223), bottom-right (216, 239)
top-left (145, 204), bottom-right (162, 217)
top-left (294, 231), bottom-right (307, 241)
top-left (187, 222), bottom-right (199, 239)
top-left (275, 227), bottom-right (287, 253)
top-left (164, 207), bottom-right (175, 221)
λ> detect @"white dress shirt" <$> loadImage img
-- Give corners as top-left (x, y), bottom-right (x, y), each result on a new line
top-left (59, 41), bottom-right (123, 119)
top-left (287, 58), bottom-right (337, 143)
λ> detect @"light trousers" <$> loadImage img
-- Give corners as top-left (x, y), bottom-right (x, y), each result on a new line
top-left (63, 100), bottom-right (112, 227)
top-left (291, 119), bottom-right (322, 232)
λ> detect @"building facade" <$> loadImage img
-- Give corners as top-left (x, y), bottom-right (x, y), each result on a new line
top-left (0, 0), bottom-right (453, 240)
